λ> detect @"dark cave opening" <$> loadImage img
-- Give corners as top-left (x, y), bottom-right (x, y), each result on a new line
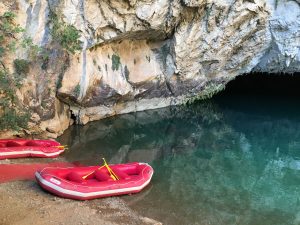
top-left (212, 72), bottom-right (300, 117)
top-left (216, 72), bottom-right (300, 97)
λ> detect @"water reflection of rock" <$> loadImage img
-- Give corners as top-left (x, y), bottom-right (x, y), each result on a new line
top-left (142, 153), bottom-right (300, 225)
top-left (109, 145), bottom-right (130, 164)
top-left (59, 102), bottom-right (227, 164)
top-left (58, 101), bottom-right (300, 225)
top-left (128, 104), bottom-right (300, 225)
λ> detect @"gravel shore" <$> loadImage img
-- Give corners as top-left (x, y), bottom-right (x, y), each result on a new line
top-left (0, 170), bottom-right (161, 225)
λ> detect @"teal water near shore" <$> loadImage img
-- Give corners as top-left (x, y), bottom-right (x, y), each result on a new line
top-left (58, 91), bottom-right (300, 225)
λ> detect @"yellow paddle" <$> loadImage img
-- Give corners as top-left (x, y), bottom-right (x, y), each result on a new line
top-left (102, 158), bottom-right (119, 181)
top-left (54, 145), bottom-right (68, 150)
top-left (82, 158), bottom-right (119, 180)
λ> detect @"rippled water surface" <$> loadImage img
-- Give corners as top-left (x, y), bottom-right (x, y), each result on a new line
top-left (58, 81), bottom-right (300, 224)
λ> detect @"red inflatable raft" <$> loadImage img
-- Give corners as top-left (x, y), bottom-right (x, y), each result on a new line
top-left (0, 139), bottom-right (65, 160)
top-left (35, 162), bottom-right (154, 200)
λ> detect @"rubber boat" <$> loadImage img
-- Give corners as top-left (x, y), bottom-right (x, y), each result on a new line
top-left (0, 139), bottom-right (65, 159)
top-left (35, 162), bottom-right (154, 200)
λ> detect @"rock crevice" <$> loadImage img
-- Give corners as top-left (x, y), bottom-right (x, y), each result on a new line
top-left (1, 0), bottom-right (299, 136)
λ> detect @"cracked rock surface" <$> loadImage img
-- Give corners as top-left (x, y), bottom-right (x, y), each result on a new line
top-left (1, 0), bottom-right (300, 136)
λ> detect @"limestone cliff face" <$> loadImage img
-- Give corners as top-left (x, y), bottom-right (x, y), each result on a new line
top-left (254, 1), bottom-right (300, 73)
top-left (1, 0), bottom-right (300, 137)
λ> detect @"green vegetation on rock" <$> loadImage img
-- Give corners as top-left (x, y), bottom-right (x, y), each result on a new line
top-left (111, 53), bottom-right (121, 71)
top-left (14, 59), bottom-right (30, 75)
top-left (0, 11), bottom-right (33, 131)
top-left (186, 82), bottom-right (225, 104)
top-left (74, 84), bottom-right (81, 97)
top-left (49, 12), bottom-right (82, 54)
top-left (124, 65), bottom-right (130, 81)
top-left (0, 68), bottom-right (30, 131)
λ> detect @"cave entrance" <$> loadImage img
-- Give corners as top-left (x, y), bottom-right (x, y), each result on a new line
top-left (217, 72), bottom-right (300, 97)
top-left (212, 72), bottom-right (300, 116)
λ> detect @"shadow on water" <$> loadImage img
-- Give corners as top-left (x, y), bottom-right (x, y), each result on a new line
top-left (58, 73), bottom-right (300, 225)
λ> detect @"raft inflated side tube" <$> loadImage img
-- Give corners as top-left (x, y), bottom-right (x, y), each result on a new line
top-left (0, 139), bottom-right (66, 160)
top-left (35, 162), bottom-right (154, 200)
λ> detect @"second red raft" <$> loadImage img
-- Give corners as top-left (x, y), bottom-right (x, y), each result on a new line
top-left (35, 162), bottom-right (154, 200)
top-left (0, 139), bottom-right (65, 160)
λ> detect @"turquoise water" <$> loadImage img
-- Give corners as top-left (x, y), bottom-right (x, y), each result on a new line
top-left (59, 93), bottom-right (300, 225)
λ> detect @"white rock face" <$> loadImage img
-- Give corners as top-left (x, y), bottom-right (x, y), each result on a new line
top-left (174, 0), bottom-right (270, 80)
top-left (56, 0), bottom-right (272, 124)
top-left (2, 0), bottom-right (300, 135)
top-left (254, 1), bottom-right (300, 73)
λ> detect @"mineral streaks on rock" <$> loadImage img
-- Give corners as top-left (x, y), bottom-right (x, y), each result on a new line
top-left (174, 1), bottom-right (270, 80)
top-left (58, 40), bottom-right (165, 106)
top-left (2, 0), bottom-right (300, 136)
top-left (61, 0), bottom-right (182, 46)
top-left (254, 1), bottom-right (300, 73)
top-left (57, 0), bottom-right (273, 124)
